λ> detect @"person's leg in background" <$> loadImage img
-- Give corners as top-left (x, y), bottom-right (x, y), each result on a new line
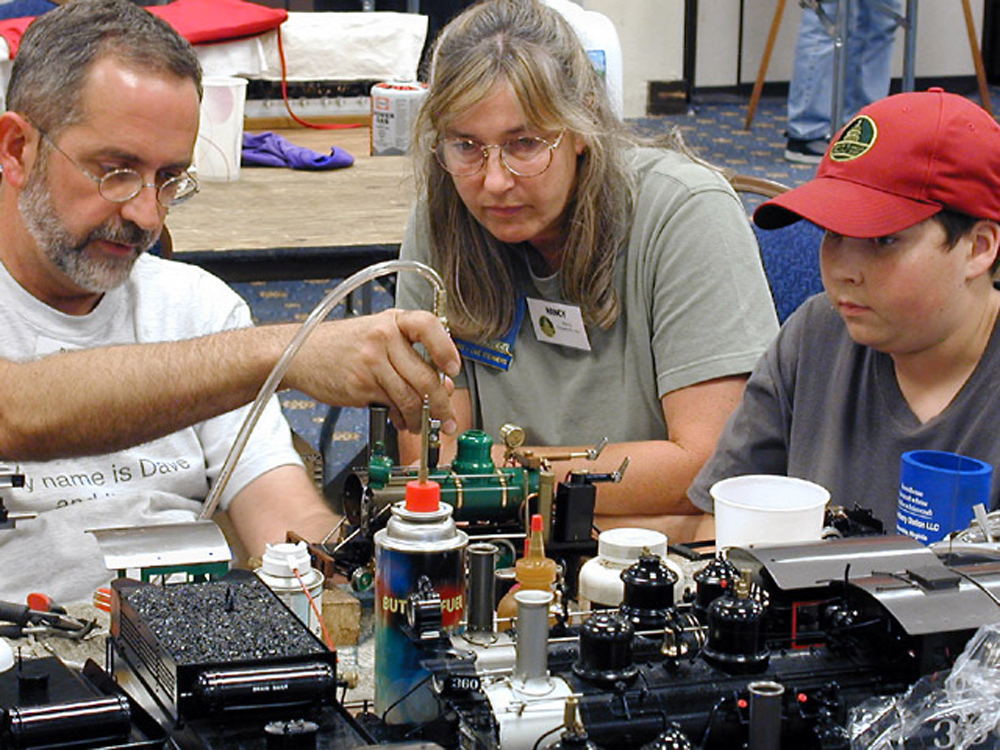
top-left (785, 1), bottom-right (838, 163)
top-left (844, 0), bottom-right (898, 118)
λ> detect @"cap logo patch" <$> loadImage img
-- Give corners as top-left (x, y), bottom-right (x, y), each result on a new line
top-left (829, 115), bottom-right (877, 161)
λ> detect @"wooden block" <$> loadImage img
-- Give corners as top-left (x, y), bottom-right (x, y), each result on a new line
top-left (322, 585), bottom-right (362, 646)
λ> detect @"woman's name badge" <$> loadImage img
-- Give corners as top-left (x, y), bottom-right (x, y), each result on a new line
top-left (455, 338), bottom-right (515, 371)
top-left (526, 298), bottom-right (591, 351)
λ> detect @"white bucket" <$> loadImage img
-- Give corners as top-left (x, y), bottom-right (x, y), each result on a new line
top-left (711, 475), bottom-right (829, 549)
top-left (543, 0), bottom-right (624, 118)
top-left (194, 76), bottom-right (248, 182)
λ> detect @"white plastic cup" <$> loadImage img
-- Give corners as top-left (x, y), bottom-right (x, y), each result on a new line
top-left (710, 475), bottom-right (829, 549)
top-left (194, 76), bottom-right (248, 182)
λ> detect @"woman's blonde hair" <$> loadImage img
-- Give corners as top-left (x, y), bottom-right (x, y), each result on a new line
top-left (413, 0), bottom-right (635, 341)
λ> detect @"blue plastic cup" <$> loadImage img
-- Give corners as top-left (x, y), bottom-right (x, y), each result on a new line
top-left (897, 450), bottom-right (993, 544)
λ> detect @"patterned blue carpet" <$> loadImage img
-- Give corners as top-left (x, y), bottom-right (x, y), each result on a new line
top-left (230, 89), bottom-right (1000, 486)
top-left (632, 95), bottom-right (819, 188)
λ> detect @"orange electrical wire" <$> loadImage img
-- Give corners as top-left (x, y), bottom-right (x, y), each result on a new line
top-left (276, 25), bottom-right (362, 130)
top-left (294, 567), bottom-right (335, 650)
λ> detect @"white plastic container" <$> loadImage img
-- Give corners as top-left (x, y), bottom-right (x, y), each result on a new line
top-left (0, 639), bottom-right (12, 673)
top-left (578, 527), bottom-right (684, 609)
top-left (370, 80), bottom-right (429, 156)
top-left (711, 475), bottom-right (829, 550)
top-left (254, 541), bottom-right (324, 637)
top-left (543, 0), bottom-right (624, 119)
top-left (193, 76), bottom-right (248, 182)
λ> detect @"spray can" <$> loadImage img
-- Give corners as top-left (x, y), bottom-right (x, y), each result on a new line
top-left (370, 80), bottom-right (429, 156)
top-left (254, 541), bottom-right (325, 638)
top-left (374, 478), bottom-right (468, 724)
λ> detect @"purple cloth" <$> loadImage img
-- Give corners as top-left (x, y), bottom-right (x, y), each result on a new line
top-left (242, 132), bottom-right (354, 170)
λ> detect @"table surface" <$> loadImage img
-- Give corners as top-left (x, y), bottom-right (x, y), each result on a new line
top-left (169, 126), bottom-right (416, 256)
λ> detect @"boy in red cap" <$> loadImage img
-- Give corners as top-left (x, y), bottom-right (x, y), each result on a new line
top-left (689, 89), bottom-right (1000, 530)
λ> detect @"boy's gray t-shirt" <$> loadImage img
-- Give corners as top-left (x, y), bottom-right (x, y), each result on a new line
top-left (690, 294), bottom-right (1000, 528)
top-left (396, 147), bottom-right (779, 447)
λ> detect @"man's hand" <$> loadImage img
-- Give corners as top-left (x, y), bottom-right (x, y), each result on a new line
top-left (285, 309), bottom-right (461, 434)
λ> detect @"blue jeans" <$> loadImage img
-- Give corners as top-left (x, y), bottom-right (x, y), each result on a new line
top-left (787, 0), bottom-right (899, 141)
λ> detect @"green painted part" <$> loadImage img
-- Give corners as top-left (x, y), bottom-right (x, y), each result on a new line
top-left (429, 467), bottom-right (539, 523)
top-left (451, 430), bottom-right (495, 475)
top-left (368, 453), bottom-right (395, 489)
top-left (352, 570), bottom-right (374, 591)
top-left (136, 562), bottom-right (230, 582)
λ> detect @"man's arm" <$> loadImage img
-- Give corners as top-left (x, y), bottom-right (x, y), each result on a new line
top-left (0, 309), bottom-right (460, 461)
top-left (400, 376), bottom-right (746, 541)
top-left (224, 464), bottom-right (338, 560)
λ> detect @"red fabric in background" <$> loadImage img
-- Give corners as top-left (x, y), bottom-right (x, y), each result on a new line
top-left (0, 0), bottom-right (287, 57)
top-left (0, 17), bottom-right (30, 55)
top-left (151, 0), bottom-right (286, 45)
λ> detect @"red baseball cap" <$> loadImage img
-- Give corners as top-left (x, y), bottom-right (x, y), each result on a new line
top-left (754, 89), bottom-right (1000, 237)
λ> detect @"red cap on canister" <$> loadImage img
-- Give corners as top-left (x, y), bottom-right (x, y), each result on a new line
top-left (405, 479), bottom-right (441, 512)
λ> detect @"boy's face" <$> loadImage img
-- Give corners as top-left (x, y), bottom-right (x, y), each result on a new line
top-left (820, 217), bottom-right (978, 355)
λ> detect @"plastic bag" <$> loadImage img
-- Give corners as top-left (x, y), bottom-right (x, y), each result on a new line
top-left (849, 624), bottom-right (1000, 749)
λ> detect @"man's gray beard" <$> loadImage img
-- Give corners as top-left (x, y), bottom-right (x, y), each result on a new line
top-left (19, 162), bottom-right (158, 294)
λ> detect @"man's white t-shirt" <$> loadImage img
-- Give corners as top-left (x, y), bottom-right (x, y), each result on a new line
top-left (0, 253), bottom-right (302, 602)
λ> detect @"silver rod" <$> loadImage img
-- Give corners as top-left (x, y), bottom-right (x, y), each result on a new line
top-left (831, 0), bottom-right (852, 133)
top-left (902, 0), bottom-right (918, 91)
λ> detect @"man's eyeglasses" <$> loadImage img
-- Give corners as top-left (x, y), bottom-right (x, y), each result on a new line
top-left (433, 130), bottom-right (566, 178)
top-left (33, 125), bottom-right (199, 208)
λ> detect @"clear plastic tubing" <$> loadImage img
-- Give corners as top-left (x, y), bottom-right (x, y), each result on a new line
top-left (200, 259), bottom-right (446, 520)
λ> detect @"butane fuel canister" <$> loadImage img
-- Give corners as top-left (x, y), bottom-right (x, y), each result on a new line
top-left (374, 478), bottom-right (467, 725)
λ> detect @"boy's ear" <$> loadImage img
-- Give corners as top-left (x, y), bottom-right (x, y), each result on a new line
top-left (967, 220), bottom-right (1000, 281)
top-left (0, 112), bottom-right (37, 190)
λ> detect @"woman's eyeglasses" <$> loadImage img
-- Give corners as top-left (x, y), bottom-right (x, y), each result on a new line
top-left (433, 131), bottom-right (566, 178)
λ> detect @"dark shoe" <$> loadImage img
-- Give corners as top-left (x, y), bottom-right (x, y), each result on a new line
top-left (784, 137), bottom-right (827, 164)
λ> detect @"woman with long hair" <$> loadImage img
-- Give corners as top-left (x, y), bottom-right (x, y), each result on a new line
top-left (395, 0), bottom-right (778, 539)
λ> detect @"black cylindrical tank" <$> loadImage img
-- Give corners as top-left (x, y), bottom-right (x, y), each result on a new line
top-left (619, 553), bottom-right (677, 631)
top-left (693, 555), bottom-right (740, 621)
top-left (572, 612), bottom-right (639, 685)
top-left (7, 696), bottom-right (132, 747)
top-left (701, 576), bottom-right (769, 673)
